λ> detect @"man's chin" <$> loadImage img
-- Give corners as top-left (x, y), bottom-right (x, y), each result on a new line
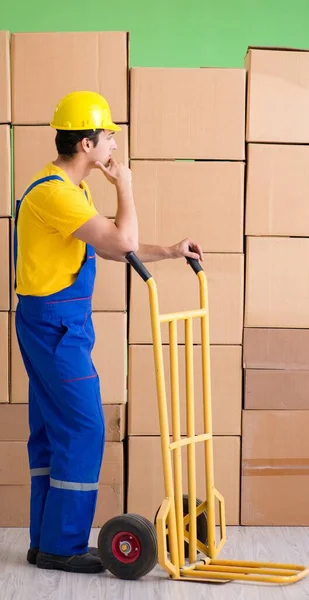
top-left (99, 159), bottom-right (110, 168)
top-left (93, 159), bottom-right (109, 169)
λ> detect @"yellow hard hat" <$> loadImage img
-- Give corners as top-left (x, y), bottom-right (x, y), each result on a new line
top-left (50, 91), bottom-right (121, 132)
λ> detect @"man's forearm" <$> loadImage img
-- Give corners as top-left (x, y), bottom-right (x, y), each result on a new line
top-left (95, 243), bottom-right (174, 262)
top-left (136, 243), bottom-right (174, 262)
top-left (114, 182), bottom-right (138, 248)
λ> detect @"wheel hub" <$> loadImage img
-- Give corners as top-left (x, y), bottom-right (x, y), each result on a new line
top-left (111, 531), bottom-right (141, 564)
top-left (119, 540), bottom-right (132, 555)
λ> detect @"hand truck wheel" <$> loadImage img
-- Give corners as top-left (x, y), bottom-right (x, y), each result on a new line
top-left (154, 494), bottom-right (208, 559)
top-left (98, 514), bottom-right (158, 580)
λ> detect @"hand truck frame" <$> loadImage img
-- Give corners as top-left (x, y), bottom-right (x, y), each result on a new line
top-left (98, 252), bottom-right (309, 585)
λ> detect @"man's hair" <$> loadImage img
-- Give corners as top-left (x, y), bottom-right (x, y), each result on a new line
top-left (55, 129), bottom-right (102, 159)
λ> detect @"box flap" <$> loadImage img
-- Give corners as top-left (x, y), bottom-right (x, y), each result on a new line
top-left (0, 31), bottom-right (11, 122)
top-left (246, 45), bottom-right (309, 54)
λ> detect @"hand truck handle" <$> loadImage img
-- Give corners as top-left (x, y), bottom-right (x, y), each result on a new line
top-left (186, 256), bottom-right (203, 275)
top-left (126, 250), bottom-right (203, 281)
top-left (125, 251), bottom-right (152, 281)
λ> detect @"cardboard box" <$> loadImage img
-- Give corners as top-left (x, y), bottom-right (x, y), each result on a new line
top-left (242, 410), bottom-right (309, 525)
top-left (131, 161), bottom-right (244, 253)
top-left (103, 404), bottom-right (126, 442)
top-left (128, 345), bottom-right (242, 435)
top-left (243, 328), bottom-right (309, 409)
top-left (245, 237), bottom-right (309, 328)
top-left (130, 68), bottom-right (245, 159)
top-left (0, 313), bottom-right (9, 403)
top-left (0, 126), bottom-right (11, 216)
top-left (12, 32), bottom-right (128, 124)
top-left (0, 442), bottom-right (123, 526)
top-left (0, 219), bottom-right (10, 310)
top-left (11, 312), bottom-right (127, 405)
top-left (0, 405), bottom-right (29, 439)
top-left (92, 312), bottom-right (127, 404)
top-left (93, 482), bottom-right (123, 526)
top-left (0, 403), bottom-right (126, 441)
top-left (0, 31), bottom-right (10, 123)
top-left (100, 442), bottom-right (123, 486)
top-left (243, 328), bottom-right (309, 370)
top-left (13, 125), bottom-right (128, 217)
top-left (246, 46), bottom-right (309, 143)
top-left (92, 259), bottom-right (126, 311)
top-left (0, 486), bottom-right (31, 527)
top-left (129, 254), bottom-right (244, 344)
top-left (0, 441), bottom-right (29, 484)
top-left (127, 436), bottom-right (240, 525)
top-left (245, 369), bottom-right (309, 410)
top-left (246, 143), bottom-right (309, 236)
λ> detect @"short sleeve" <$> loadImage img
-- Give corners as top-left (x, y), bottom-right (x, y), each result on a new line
top-left (29, 185), bottom-right (98, 238)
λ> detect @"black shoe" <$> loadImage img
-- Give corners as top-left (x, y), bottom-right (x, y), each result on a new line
top-left (27, 548), bottom-right (39, 565)
top-left (28, 547), bottom-right (103, 573)
top-left (27, 546), bottom-right (100, 565)
top-left (36, 549), bottom-right (104, 573)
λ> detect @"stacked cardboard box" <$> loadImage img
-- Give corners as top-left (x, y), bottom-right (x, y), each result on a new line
top-left (0, 32), bottom-right (11, 412)
top-left (127, 67), bottom-right (246, 525)
top-left (242, 46), bottom-right (309, 525)
top-left (0, 30), bottom-right (130, 526)
top-left (4, 31), bottom-right (309, 530)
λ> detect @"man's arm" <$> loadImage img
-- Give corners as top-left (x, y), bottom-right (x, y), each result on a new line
top-left (73, 159), bottom-right (138, 255)
top-left (95, 239), bottom-right (203, 263)
top-left (95, 243), bottom-right (171, 262)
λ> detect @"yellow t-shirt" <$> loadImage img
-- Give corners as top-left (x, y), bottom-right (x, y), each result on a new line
top-left (16, 162), bottom-right (98, 296)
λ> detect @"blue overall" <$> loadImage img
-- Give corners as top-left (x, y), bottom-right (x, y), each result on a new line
top-left (14, 176), bottom-right (105, 556)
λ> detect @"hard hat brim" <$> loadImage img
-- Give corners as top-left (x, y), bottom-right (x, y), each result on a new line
top-left (50, 121), bottom-right (121, 132)
top-left (104, 122), bottom-right (122, 132)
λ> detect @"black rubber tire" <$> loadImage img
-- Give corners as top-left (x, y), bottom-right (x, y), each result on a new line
top-left (98, 513), bottom-right (158, 580)
top-left (154, 494), bottom-right (208, 559)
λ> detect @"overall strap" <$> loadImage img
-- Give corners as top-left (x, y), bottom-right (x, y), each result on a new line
top-left (20, 175), bottom-right (65, 203)
top-left (14, 175), bottom-right (65, 289)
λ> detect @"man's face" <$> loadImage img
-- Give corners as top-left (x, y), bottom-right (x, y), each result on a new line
top-left (90, 130), bottom-right (117, 167)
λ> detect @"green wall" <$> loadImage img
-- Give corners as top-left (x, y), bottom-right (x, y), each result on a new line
top-left (2, 0), bottom-right (309, 68)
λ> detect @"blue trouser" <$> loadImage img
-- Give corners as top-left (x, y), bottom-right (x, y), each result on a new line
top-left (14, 176), bottom-right (105, 555)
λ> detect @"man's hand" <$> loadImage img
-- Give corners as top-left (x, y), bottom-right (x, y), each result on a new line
top-left (95, 158), bottom-right (132, 188)
top-left (169, 238), bottom-right (203, 262)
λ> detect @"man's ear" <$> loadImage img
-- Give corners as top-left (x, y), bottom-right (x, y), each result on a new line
top-left (81, 137), bottom-right (91, 153)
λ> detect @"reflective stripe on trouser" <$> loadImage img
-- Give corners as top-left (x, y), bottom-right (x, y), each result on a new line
top-left (17, 304), bottom-right (105, 556)
top-left (30, 470), bottom-right (99, 491)
top-left (30, 468), bottom-right (51, 477)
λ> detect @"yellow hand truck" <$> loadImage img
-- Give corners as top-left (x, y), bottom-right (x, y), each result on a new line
top-left (98, 252), bottom-right (309, 585)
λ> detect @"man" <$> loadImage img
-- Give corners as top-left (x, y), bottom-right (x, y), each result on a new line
top-left (14, 91), bottom-right (203, 574)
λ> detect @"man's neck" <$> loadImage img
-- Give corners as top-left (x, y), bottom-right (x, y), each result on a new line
top-left (53, 156), bottom-right (90, 187)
